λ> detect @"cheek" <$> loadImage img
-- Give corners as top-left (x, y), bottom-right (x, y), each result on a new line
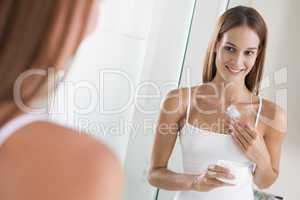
top-left (216, 49), bottom-right (230, 66)
top-left (245, 57), bottom-right (257, 72)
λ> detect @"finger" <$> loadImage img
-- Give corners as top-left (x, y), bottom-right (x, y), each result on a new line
top-left (221, 112), bottom-right (233, 122)
top-left (233, 123), bottom-right (252, 146)
top-left (235, 123), bottom-right (253, 145)
top-left (209, 179), bottom-right (225, 187)
top-left (224, 121), bottom-right (235, 135)
top-left (224, 124), bottom-right (233, 135)
top-left (209, 165), bottom-right (234, 178)
top-left (224, 117), bottom-right (235, 127)
top-left (203, 177), bottom-right (220, 187)
top-left (206, 170), bottom-right (219, 179)
top-left (207, 169), bottom-right (235, 180)
top-left (210, 165), bottom-right (230, 173)
top-left (223, 113), bottom-right (238, 126)
top-left (243, 124), bottom-right (257, 139)
top-left (206, 176), bottom-right (235, 187)
top-left (231, 131), bottom-right (247, 152)
top-left (205, 176), bottom-right (225, 187)
top-left (230, 118), bottom-right (239, 125)
top-left (234, 130), bottom-right (248, 150)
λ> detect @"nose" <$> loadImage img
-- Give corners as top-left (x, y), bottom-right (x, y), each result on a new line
top-left (232, 52), bottom-right (244, 68)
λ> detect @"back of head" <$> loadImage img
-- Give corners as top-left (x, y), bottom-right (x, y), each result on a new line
top-left (0, 0), bottom-right (95, 125)
top-left (203, 6), bottom-right (268, 95)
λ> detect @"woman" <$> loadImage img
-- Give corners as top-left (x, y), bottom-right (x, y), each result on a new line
top-left (148, 6), bottom-right (286, 200)
top-left (0, 1), bottom-right (123, 200)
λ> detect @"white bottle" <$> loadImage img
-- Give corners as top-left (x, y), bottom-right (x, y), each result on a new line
top-left (226, 104), bottom-right (241, 119)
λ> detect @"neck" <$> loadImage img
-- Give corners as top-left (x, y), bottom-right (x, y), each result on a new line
top-left (210, 73), bottom-right (253, 105)
top-left (0, 91), bottom-right (51, 127)
top-left (0, 102), bottom-right (22, 127)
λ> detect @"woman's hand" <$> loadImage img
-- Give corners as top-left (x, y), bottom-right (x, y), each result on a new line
top-left (191, 165), bottom-right (235, 192)
top-left (226, 119), bottom-right (271, 168)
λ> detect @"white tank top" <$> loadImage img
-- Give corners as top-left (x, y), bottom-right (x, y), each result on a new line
top-left (0, 113), bottom-right (49, 146)
top-left (175, 87), bottom-right (262, 200)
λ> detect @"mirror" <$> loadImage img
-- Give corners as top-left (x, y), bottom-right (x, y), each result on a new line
top-left (50, 0), bottom-right (297, 199)
top-left (151, 0), bottom-right (296, 199)
top-left (122, 0), bottom-right (198, 200)
top-left (1, 0), bottom-right (298, 200)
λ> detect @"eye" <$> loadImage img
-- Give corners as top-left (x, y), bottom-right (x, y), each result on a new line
top-left (245, 50), bottom-right (255, 56)
top-left (224, 46), bottom-right (235, 52)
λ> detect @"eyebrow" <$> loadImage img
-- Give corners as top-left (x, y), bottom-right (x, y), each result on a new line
top-left (226, 42), bottom-right (258, 50)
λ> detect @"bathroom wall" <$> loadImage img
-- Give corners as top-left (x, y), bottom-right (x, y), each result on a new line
top-left (50, 0), bottom-right (155, 162)
top-left (123, 1), bottom-right (197, 200)
top-left (249, 0), bottom-right (300, 199)
top-left (179, 0), bottom-right (229, 87)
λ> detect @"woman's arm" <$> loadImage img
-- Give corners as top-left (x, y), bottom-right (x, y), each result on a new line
top-left (253, 103), bottom-right (287, 189)
top-left (149, 87), bottom-right (240, 191)
top-left (0, 121), bottom-right (123, 200)
top-left (229, 100), bottom-right (287, 189)
top-left (148, 88), bottom-right (196, 191)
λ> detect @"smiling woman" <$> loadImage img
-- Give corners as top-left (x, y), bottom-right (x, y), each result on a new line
top-left (148, 5), bottom-right (286, 200)
top-left (203, 6), bottom-right (267, 96)
top-left (216, 26), bottom-right (260, 77)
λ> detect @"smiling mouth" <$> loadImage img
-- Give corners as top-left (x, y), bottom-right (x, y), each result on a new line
top-left (225, 65), bottom-right (245, 74)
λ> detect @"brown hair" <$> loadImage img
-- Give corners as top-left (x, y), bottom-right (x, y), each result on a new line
top-left (203, 6), bottom-right (268, 95)
top-left (0, 0), bottom-right (95, 126)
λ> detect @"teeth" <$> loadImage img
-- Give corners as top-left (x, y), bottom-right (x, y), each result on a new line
top-left (226, 65), bottom-right (242, 73)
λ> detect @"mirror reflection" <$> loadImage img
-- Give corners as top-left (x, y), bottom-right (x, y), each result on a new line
top-left (148, 0), bottom-right (295, 200)
top-left (0, 0), bottom-right (298, 200)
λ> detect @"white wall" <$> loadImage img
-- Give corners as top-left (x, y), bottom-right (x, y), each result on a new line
top-left (50, 0), bottom-right (155, 162)
top-left (248, 0), bottom-right (300, 199)
top-left (179, 0), bottom-right (229, 87)
top-left (123, 0), bottom-right (196, 200)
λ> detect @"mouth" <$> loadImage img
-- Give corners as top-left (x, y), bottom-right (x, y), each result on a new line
top-left (225, 65), bottom-right (245, 75)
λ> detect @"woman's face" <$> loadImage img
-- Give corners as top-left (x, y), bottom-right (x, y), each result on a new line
top-left (214, 25), bottom-right (260, 83)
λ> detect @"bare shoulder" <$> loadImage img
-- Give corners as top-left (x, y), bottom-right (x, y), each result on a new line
top-left (0, 121), bottom-right (123, 200)
top-left (165, 85), bottom-right (207, 103)
top-left (190, 83), bottom-right (217, 99)
top-left (163, 85), bottom-right (209, 115)
top-left (260, 98), bottom-right (287, 135)
top-left (162, 87), bottom-right (189, 116)
top-left (165, 87), bottom-right (189, 99)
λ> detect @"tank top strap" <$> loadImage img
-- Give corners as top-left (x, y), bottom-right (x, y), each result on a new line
top-left (254, 96), bottom-right (262, 128)
top-left (185, 87), bottom-right (192, 124)
top-left (0, 113), bottom-right (49, 146)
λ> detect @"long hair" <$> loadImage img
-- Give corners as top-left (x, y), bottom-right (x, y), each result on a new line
top-left (203, 6), bottom-right (268, 96)
top-left (0, 0), bottom-right (95, 126)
